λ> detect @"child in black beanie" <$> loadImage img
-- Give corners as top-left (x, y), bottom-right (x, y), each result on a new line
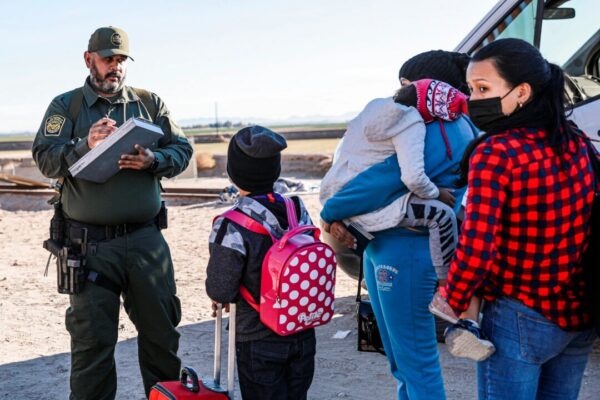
top-left (206, 126), bottom-right (317, 400)
top-left (226, 126), bottom-right (286, 194)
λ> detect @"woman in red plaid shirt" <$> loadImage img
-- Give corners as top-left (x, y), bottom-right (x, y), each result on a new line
top-left (445, 38), bottom-right (598, 400)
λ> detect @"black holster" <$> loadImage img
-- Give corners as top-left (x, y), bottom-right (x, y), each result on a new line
top-left (157, 200), bottom-right (168, 230)
top-left (43, 202), bottom-right (87, 295)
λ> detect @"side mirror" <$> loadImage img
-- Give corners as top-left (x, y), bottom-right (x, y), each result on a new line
top-left (543, 7), bottom-right (575, 20)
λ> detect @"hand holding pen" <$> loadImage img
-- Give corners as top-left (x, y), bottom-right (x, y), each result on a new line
top-left (87, 117), bottom-right (117, 149)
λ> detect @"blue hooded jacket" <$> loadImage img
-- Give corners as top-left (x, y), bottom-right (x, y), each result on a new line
top-left (320, 116), bottom-right (478, 227)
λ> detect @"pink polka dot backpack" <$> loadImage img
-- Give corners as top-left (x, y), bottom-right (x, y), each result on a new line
top-left (220, 197), bottom-right (337, 336)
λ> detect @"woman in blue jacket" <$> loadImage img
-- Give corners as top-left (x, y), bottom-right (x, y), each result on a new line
top-left (320, 50), bottom-right (477, 399)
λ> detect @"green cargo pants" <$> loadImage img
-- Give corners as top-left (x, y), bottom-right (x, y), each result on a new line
top-left (65, 225), bottom-right (181, 400)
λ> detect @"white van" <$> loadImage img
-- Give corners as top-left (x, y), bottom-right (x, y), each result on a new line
top-left (328, 0), bottom-right (600, 281)
top-left (456, 0), bottom-right (600, 145)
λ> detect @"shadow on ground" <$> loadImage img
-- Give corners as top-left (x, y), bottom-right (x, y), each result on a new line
top-left (1, 295), bottom-right (598, 399)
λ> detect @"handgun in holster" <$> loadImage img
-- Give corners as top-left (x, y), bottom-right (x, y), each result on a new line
top-left (43, 202), bottom-right (87, 295)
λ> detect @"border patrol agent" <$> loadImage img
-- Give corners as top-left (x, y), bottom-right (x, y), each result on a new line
top-left (32, 26), bottom-right (193, 399)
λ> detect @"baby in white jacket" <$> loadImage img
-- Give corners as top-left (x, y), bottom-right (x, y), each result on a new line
top-left (320, 79), bottom-right (467, 282)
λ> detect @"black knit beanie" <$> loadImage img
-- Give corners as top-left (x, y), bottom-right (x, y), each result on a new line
top-left (399, 50), bottom-right (471, 94)
top-left (227, 126), bottom-right (287, 194)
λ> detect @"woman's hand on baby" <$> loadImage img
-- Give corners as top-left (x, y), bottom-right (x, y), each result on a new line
top-left (438, 188), bottom-right (456, 208)
top-left (320, 220), bottom-right (331, 233)
top-left (330, 221), bottom-right (357, 249)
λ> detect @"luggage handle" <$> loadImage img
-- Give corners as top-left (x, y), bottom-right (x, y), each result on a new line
top-left (214, 303), bottom-right (237, 399)
top-left (180, 366), bottom-right (200, 393)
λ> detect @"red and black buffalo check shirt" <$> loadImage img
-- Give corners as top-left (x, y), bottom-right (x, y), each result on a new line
top-left (446, 127), bottom-right (597, 330)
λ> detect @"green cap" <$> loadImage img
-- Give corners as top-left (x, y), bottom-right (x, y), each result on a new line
top-left (87, 26), bottom-right (133, 60)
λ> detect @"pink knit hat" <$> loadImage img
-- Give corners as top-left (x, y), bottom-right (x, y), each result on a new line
top-left (414, 79), bottom-right (469, 123)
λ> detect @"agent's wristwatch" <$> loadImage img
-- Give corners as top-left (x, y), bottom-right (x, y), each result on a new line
top-left (149, 157), bottom-right (159, 171)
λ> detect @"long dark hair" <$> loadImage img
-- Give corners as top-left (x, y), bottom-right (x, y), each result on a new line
top-left (457, 38), bottom-right (575, 186)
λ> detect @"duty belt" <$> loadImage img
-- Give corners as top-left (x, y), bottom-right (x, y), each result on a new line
top-left (66, 218), bottom-right (156, 242)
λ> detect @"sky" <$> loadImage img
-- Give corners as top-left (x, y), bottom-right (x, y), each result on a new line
top-left (0, 0), bottom-right (499, 133)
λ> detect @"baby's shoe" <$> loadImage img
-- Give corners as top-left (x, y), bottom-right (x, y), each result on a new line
top-left (429, 289), bottom-right (459, 324)
top-left (444, 319), bottom-right (495, 361)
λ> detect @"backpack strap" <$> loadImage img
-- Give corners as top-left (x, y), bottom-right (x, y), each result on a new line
top-left (284, 197), bottom-right (299, 229)
top-left (68, 87), bottom-right (85, 124)
top-left (218, 210), bottom-right (272, 238)
top-left (239, 286), bottom-right (260, 312)
top-left (215, 209), bottom-right (270, 312)
top-left (132, 87), bottom-right (158, 121)
top-left (52, 87), bottom-right (85, 201)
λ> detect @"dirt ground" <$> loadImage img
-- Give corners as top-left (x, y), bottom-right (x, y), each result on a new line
top-left (1, 190), bottom-right (598, 399)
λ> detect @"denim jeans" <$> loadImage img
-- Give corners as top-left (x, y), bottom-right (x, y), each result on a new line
top-left (478, 297), bottom-right (596, 400)
top-left (235, 331), bottom-right (316, 400)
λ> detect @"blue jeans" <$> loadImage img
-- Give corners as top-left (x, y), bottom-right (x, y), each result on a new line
top-left (235, 331), bottom-right (316, 400)
top-left (364, 229), bottom-right (445, 400)
top-left (478, 297), bottom-right (596, 400)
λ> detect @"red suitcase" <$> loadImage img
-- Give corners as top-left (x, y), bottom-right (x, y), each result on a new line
top-left (149, 304), bottom-right (237, 399)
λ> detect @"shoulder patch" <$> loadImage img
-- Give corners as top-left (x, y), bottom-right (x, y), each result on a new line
top-left (44, 115), bottom-right (66, 136)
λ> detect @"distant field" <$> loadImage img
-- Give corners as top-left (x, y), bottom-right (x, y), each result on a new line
top-left (0, 134), bottom-right (34, 142)
top-left (0, 139), bottom-right (341, 157)
top-left (0, 150), bottom-right (32, 158)
top-left (183, 122), bottom-right (347, 137)
top-left (195, 138), bottom-right (340, 154)
top-left (0, 123), bottom-right (345, 155)
top-left (0, 123), bottom-right (346, 140)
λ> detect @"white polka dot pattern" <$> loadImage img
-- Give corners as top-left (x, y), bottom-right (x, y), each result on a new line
top-left (255, 239), bottom-right (336, 335)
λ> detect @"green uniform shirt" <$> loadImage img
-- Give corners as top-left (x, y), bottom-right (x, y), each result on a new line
top-left (32, 79), bottom-right (193, 225)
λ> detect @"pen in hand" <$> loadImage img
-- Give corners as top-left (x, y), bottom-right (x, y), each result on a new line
top-left (105, 105), bottom-right (115, 120)
top-left (87, 117), bottom-right (117, 149)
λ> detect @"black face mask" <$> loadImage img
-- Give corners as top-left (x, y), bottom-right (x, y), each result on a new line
top-left (467, 87), bottom-right (516, 131)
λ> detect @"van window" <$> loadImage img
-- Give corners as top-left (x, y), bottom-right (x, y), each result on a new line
top-left (494, 0), bottom-right (538, 45)
top-left (479, 0), bottom-right (538, 48)
top-left (540, 0), bottom-right (598, 66)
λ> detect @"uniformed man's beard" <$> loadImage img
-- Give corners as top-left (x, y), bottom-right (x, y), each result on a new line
top-left (89, 64), bottom-right (126, 94)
